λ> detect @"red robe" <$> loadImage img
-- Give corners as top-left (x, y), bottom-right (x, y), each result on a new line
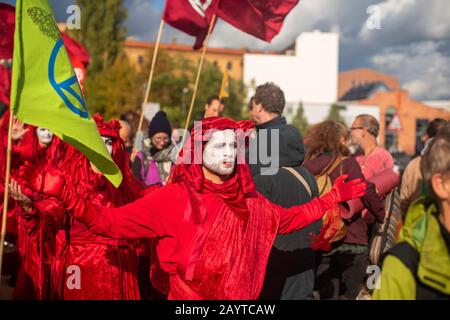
top-left (10, 129), bottom-right (64, 299)
top-left (52, 170), bottom-right (141, 300)
top-left (46, 115), bottom-right (143, 300)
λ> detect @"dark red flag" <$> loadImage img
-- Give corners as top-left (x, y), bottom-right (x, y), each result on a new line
top-left (61, 33), bottom-right (90, 90)
top-left (0, 3), bottom-right (15, 60)
top-left (163, 0), bottom-right (218, 50)
top-left (0, 64), bottom-right (11, 106)
top-left (62, 32), bottom-right (91, 68)
top-left (217, 0), bottom-right (299, 42)
top-left (162, 0), bottom-right (298, 49)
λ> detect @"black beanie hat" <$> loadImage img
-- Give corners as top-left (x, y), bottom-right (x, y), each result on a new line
top-left (148, 111), bottom-right (172, 138)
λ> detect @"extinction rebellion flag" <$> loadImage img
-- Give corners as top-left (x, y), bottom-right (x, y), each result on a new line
top-left (10, 0), bottom-right (123, 187)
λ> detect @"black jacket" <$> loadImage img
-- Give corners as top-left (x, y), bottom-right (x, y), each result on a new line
top-left (250, 116), bottom-right (321, 300)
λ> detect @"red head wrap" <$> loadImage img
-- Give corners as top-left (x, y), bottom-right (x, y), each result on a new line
top-left (168, 116), bottom-right (256, 223)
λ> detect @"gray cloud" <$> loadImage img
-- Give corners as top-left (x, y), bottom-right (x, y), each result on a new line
top-left (2, 0), bottom-right (448, 99)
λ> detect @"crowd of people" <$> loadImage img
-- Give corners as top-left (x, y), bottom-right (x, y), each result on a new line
top-left (0, 83), bottom-right (449, 300)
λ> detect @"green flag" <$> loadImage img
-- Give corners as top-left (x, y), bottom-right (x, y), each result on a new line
top-left (10, 0), bottom-right (122, 187)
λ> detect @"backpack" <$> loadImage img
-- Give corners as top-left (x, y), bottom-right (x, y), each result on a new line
top-left (385, 242), bottom-right (450, 300)
top-left (369, 188), bottom-right (403, 265)
top-left (311, 157), bottom-right (348, 251)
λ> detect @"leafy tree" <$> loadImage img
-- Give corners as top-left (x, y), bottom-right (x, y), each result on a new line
top-left (327, 103), bottom-right (346, 124)
top-left (83, 54), bottom-right (142, 119)
top-left (70, 0), bottom-right (127, 74)
top-left (291, 102), bottom-right (309, 137)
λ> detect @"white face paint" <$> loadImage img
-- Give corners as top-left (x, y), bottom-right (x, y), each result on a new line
top-left (36, 127), bottom-right (53, 145)
top-left (102, 136), bottom-right (114, 155)
top-left (203, 129), bottom-right (237, 176)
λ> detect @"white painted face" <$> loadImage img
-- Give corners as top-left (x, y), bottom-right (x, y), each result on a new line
top-left (36, 127), bottom-right (53, 145)
top-left (102, 136), bottom-right (114, 155)
top-left (203, 129), bottom-right (237, 176)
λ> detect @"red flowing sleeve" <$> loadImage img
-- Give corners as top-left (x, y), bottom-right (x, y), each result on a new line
top-left (273, 193), bottom-right (337, 235)
top-left (63, 184), bottom-right (180, 240)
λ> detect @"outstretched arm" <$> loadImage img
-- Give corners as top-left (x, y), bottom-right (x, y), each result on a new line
top-left (18, 162), bottom-right (175, 240)
top-left (274, 175), bottom-right (367, 234)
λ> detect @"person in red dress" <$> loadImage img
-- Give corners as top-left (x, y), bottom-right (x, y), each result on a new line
top-left (10, 114), bottom-right (146, 299)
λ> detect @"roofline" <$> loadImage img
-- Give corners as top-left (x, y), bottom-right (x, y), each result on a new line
top-left (338, 68), bottom-right (400, 83)
top-left (123, 39), bottom-right (280, 55)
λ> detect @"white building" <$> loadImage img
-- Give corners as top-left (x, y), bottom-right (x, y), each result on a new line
top-left (244, 31), bottom-right (340, 124)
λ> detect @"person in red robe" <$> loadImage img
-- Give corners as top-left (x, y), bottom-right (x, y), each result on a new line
top-left (10, 114), bottom-right (146, 300)
top-left (1, 110), bottom-right (64, 299)
top-left (17, 117), bottom-right (367, 300)
top-left (8, 122), bottom-right (66, 299)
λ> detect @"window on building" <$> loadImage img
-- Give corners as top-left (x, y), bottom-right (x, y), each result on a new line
top-left (137, 55), bottom-right (144, 65)
top-left (384, 107), bottom-right (397, 151)
top-left (213, 60), bottom-right (218, 67)
top-left (226, 61), bottom-right (233, 71)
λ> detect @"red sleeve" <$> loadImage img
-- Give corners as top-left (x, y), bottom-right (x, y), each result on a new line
top-left (268, 192), bottom-right (336, 235)
top-left (64, 185), bottom-right (181, 240)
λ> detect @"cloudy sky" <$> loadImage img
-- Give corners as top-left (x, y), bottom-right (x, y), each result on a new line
top-left (3, 0), bottom-right (450, 100)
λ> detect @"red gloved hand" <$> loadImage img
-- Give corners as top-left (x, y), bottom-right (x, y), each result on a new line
top-left (18, 161), bottom-right (66, 199)
top-left (328, 174), bottom-right (367, 203)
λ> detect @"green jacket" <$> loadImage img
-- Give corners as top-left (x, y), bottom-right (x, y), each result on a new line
top-left (372, 197), bottom-right (450, 299)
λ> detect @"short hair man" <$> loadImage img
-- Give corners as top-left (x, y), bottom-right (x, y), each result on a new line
top-left (204, 95), bottom-right (224, 118)
top-left (350, 114), bottom-right (394, 180)
top-left (249, 82), bottom-right (321, 300)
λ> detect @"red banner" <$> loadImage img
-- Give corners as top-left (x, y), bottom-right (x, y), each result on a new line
top-left (163, 0), bottom-right (219, 50)
top-left (0, 3), bottom-right (15, 60)
top-left (0, 64), bottom-right (11, 106)
top-left (218, 0), bottom-right (299, 42)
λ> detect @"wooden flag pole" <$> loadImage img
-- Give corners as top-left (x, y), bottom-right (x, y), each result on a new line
top-left (219, 69), bottom-right (226, 100)
top-left (134, 19), bottom-right (165, 151)
top-left (182, 14), bottom-right (217, 143)
top-left (0, 110), bottom-right (14, 278)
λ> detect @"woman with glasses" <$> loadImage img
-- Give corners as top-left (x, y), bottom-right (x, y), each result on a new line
top-left (132, 111), bottom-right (175, 187)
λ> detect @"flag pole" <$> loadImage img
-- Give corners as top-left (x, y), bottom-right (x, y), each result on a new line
top-left (134, 18), bottom-right (165, 151)
top-left (219, 73), bottom-right (224, 101)
top-left (182, 14), bottom-right (217, 143)
top-left (0, 110), bottom-right (14, 278)
top-left (219, 69), bottom-right (226, 100)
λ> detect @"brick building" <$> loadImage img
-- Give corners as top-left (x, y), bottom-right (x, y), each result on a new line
top-left (123, 39), bottom-right (246, 80)
top-left (339, 69), bottom-right (450, 155)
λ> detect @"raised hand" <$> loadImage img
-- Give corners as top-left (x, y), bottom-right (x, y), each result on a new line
top-left (12, 117), bottom-right (29, 141)
top-left (329, 174), bottom-right (367, 203)
top-left (9, 178), bottom-right (33, 213)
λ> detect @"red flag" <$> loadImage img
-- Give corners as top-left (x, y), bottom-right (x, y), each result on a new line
top-left (162, 0), bottom-right (298, 49)
top-left (62, 32), bottom-right (91, 68)
top-left (217, 0), bottom-right (299, 42)
top-left (0, 64), bottom-right (11, 106)
top-left (163, 0), bottom-right (218, 50)
top-left (60, 33), bottom-right (90, 90)
top-left (0, 3), bottom-right (15, 60)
